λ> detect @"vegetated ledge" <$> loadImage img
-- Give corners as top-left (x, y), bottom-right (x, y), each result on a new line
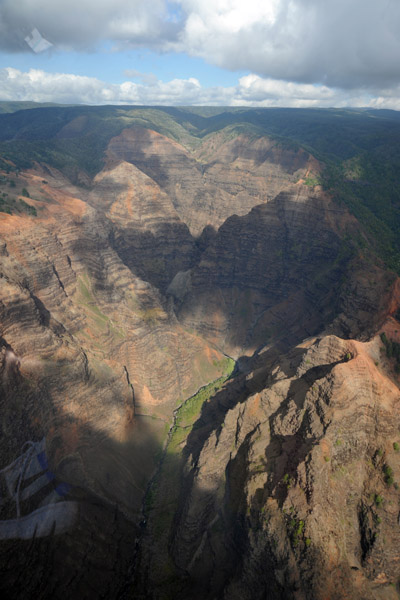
top-left (134, 357), bottom-right (235, 589)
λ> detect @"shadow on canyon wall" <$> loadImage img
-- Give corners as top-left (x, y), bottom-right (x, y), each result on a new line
top-left (0, 350), bottom-right (151, 599)
top-left (0, 160), bottom-right (397, 600)
top-left (132, 340), bottom-right (359, 600)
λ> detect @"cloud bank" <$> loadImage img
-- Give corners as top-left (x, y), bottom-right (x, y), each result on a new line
top-left (2, 67), bottom-right (400, 109)
top-left (175, 0), bottom-right (400, 89)
top-left (1, 0), bottom-right (400, 91)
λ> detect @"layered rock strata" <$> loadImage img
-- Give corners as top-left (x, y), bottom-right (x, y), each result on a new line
top-left (139, 328), bottom-right (400, 600)
top-left (106, 128), bottom-right (318, 235)
top-left (0, 117), bottom-right (398, 600)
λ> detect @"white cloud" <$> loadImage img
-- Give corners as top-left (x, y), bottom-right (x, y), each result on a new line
top-left (0, 68), bottom-right (207, 105)
top-left (238, 75), bottom-right (334, 102)
top-left (0, 0), bottom-right (175, 51)
top-left (1, 1), bottom-right (400, 90)
top-left (174, 0), bottom-right (400, 89)
top-left (2, 67), bottom-right (400, 110)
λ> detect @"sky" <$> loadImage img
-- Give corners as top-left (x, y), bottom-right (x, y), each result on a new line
top-left (1, 0), bottom-right (400, 108)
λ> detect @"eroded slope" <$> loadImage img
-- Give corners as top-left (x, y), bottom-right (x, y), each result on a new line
top-left (139, 326), bottom-right (400, 600)
top-left (106, 127), bottom-right (317, 235)
top-left (0, 109), bottom-right (399, 600)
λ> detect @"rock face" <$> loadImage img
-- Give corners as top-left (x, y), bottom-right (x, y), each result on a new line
top-left (156, 331), bottom-right (400, 600)
top-left (106, 127), bottom-right (317, 235)
top-left (171, 185), bottom-right (393, 356)
top-left (0, 109), bottom-right (399, 600)
top-left (0, 160), bottom-right (226, 598)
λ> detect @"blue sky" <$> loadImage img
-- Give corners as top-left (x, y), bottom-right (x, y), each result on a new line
top-left (0, 44), bottom-right (244, 87)
top-left (0, 0), bottom-right (400, 108)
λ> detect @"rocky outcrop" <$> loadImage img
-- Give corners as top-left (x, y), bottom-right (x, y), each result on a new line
top-left (140, 331), bottom-right (400, 600)
top-left (170, 185), bottom-right (394, 356)
top-left (0, 164), bottom-right (226, 598)
top-left (106, 127), bottom-right (318, 236)
top-left (0, 110), bottom-right (399, 600)
top-left (89, 160), bottom-right (199, 292)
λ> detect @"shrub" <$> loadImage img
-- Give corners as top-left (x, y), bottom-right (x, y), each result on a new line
top-left (393, 442), bottom-right (399, 452)
top-left (282, 473), bottom-right (294, 489)
top-left (384, 465), bottom-right (394, 485)
top-left (19, 199), bottom-right (37, 217)
top-left (289, 519), bottom-right (305, 548)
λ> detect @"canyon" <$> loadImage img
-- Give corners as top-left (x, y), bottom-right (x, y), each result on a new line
top-left (0, 105), bottom-right (399, 599)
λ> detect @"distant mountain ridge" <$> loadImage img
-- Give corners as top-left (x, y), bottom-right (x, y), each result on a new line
top-left (0, 100), bottom-right (77, 114)
top-left (0, 104), bottom-right (399, 271)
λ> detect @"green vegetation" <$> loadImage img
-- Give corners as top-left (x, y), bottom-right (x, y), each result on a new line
top-left (139, 307), bottom-right (166, 326)
top-left (380, 332), bottom-right (400, 373)
top-left (375, 494), bottom-right (384, 507)
top-left (1, 104), bottom-right (400, 271)
top-left (19, 199), bottom-right (37, 216)
top-left (288, 516), bottom-right (305, 548)
top-left (212, 356), bottom-right (234, 370)
top-left (140, 360), bottom-right (235, 591)
top-left (145, 360), bottom-right (235, 539)
top-left (0, 105), bottom-right (208, 179)
top-left (0, 194), bottom-right (37, 216)
top-left (282, 473), bottom-right (294, 490)
top-left (0, 100), bottom-right (71, 114)
top-left (393, 442), bottom-right (400, 452)
top-left (384, 465), bottom-right (395, 487)
top-left (304, 176), bottom-right (320, 187)
top-left (321, 157), bottom-right (400, 273)
top-left (170, 365), bottom-right (234, 450)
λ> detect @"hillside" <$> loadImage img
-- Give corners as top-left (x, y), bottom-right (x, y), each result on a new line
top-left (0, 105), bottom-right (399, 599)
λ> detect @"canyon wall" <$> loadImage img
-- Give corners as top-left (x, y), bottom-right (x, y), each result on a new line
top-left (0, 109), bottom-right (399, 599)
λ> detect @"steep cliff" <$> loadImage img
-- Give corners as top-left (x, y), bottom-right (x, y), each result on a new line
top-left (170, 185), bottom-right (392, 356)
top-left (106, 127), bottom-right (317, 236)
top-left (0, 105), bottom-right (399, 600)
top-left (0, 159), bottom-right (226, 598)
top-left (148, 328), bottom-right (400, 600)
